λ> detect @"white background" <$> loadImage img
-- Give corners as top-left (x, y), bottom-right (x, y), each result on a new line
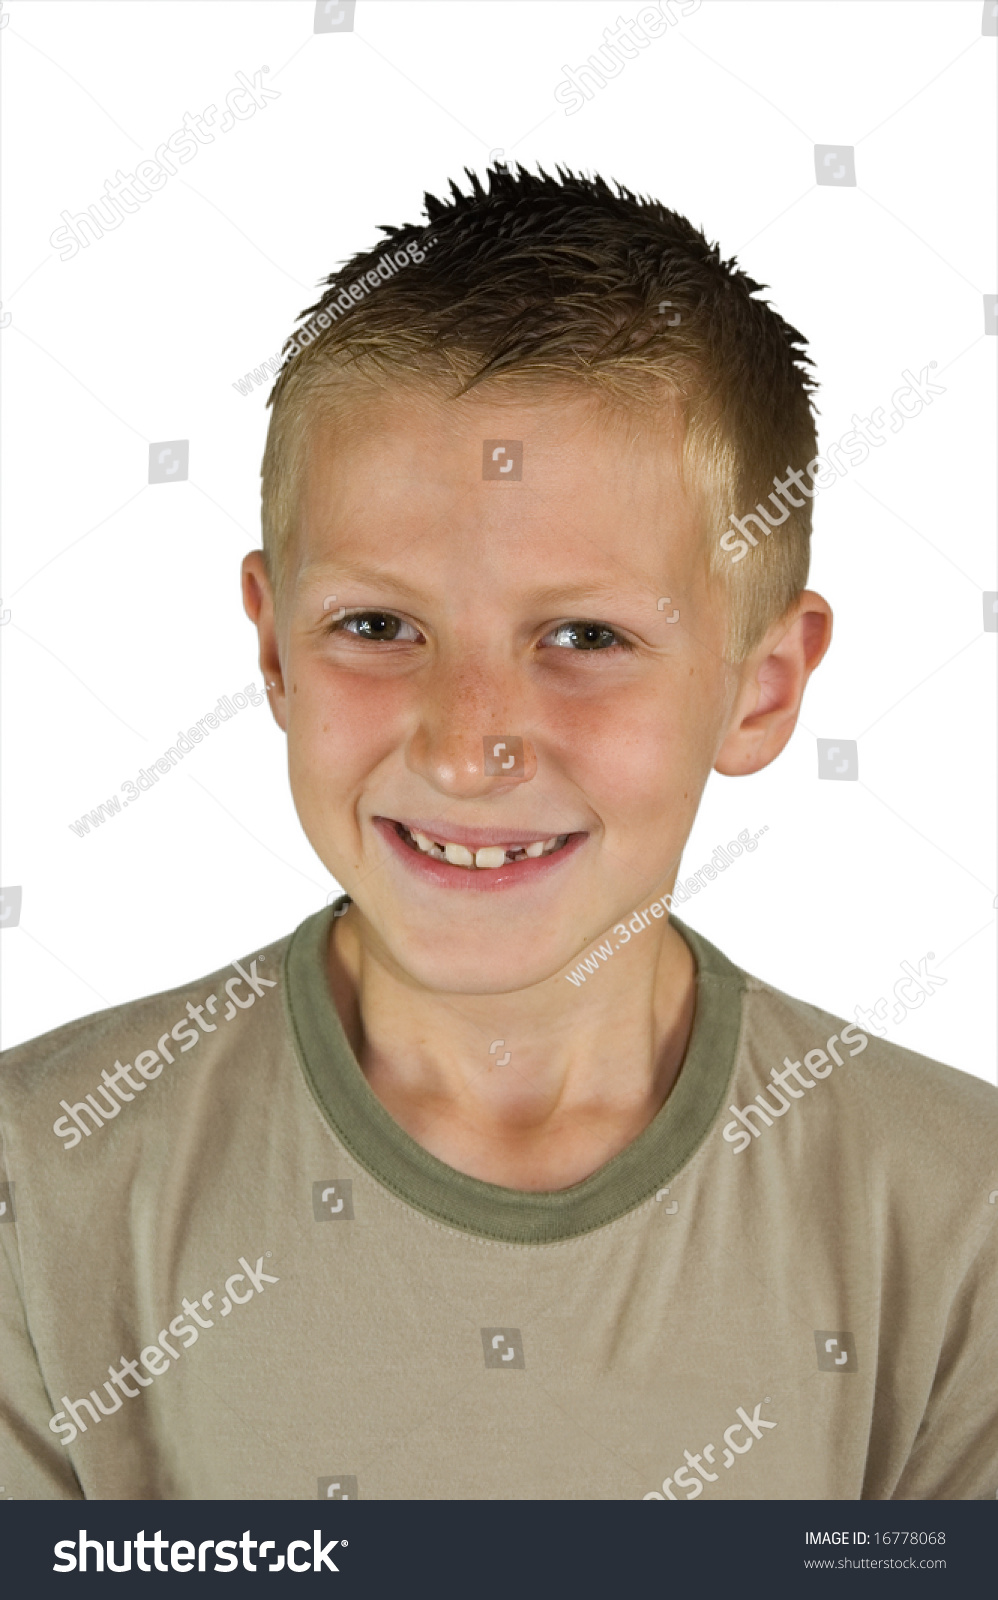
top-left (2, 0), bottom-right (995, 1079)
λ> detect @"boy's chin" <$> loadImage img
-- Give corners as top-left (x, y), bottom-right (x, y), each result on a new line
top-left (372, 923), bottom-right (586, 997)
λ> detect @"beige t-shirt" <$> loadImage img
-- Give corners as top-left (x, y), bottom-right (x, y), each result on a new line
top-left (1, 903), bottom-right (996, 1500)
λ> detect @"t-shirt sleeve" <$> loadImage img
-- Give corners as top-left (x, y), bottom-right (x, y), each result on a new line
top-left (890, 1210), bottom-right (998, 1500)
top-left (0, 1170), bottom-right (83, 1500)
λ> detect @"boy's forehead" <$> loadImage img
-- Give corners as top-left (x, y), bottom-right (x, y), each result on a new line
top-left (294, 383), bottom-right (701, 594)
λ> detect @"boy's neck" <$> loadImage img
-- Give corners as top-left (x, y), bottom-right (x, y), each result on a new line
top-left (326, 912), bottom-right (697, 1192)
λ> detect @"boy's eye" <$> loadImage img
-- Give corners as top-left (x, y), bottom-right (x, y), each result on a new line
top-left (336, 612), bottom-right (421, 643)
top-left (542, 621), bottom-right (626, 652)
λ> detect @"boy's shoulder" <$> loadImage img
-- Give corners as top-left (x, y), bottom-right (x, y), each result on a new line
top-left (683, 916), bottom-right (998, 1140)
top-left (0, 926), bottom-right (296, 1131)
top-left (735, 953), bottom-right (998, 1159)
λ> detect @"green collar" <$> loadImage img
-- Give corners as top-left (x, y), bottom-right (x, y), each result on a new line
top-left (283, 902), bottom-right (745, 1244)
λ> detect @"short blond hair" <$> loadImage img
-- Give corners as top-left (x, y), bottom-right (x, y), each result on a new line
top-left (261, 166), bottom-right (817, 662)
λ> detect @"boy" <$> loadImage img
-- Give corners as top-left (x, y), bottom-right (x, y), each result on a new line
top-left (2, 167), bottom-right (995, 1501)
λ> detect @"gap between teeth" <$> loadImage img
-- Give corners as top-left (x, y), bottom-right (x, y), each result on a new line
top-left (406, 827), bottom-right (567, 868)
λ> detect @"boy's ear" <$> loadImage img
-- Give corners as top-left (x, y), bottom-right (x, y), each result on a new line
top-left (241, 551), bottom-right (286, 729)
top-left (713, 590), bottom-right (833, 778)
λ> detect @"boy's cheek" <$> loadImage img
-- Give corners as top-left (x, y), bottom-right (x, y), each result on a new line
top-left (287, 662), bottom-right (403, 742)
top-left (560, 694), bottom-right (714, 794)
top-left (287, 705), bottom-right (396, 805)
top-left (283, 678), bottom-right (392, 797)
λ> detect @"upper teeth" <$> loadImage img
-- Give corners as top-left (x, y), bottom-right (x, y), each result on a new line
top-left (408, 827), bottom-right (566, 869)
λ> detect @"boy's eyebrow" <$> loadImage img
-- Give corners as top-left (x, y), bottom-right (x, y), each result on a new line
top-left (516, 581), bottom-right (648, 609)
top-left (299, 559), bottom-right (410, 589)
top-left (299, 564), bottom-right (649, 609)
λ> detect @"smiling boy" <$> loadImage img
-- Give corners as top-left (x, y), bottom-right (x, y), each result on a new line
top-left (2, 167), bottom-right (996, 1501)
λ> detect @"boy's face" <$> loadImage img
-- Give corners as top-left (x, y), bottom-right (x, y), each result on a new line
top-left (245, 387), bottom-right (813, 994)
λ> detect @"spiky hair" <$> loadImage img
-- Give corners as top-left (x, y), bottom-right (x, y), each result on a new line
top-left (261, 164), bottom-right (819, 660)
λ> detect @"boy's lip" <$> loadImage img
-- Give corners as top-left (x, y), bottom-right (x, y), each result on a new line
top-left (379, 816), bottom-right (585, 850)
top-left (373, 816), bottom-right (587, 891)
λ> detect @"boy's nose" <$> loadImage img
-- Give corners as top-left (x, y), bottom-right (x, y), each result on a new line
top-left (404, 667), bottom-right (537, 798)
top-left (405, 725), bottom-right (537, 798)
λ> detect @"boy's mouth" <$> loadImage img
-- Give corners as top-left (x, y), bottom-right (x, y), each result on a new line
top-left (390, 819), bottom-right (571, 870)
